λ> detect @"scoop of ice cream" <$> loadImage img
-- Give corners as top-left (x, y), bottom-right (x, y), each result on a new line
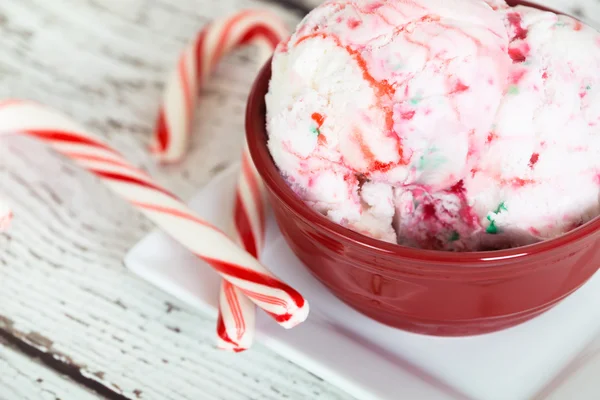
top-left (466, 6), bottom-right (600, 248)
top-left (267, 0), bottom-right (510, 243)
top-left (266, 0), bottom-right (600, 251)
top-left (393, 5), bottom-right (600, 251)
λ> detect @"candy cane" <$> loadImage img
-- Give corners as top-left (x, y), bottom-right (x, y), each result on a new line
top-left (0, 101), bottom-right (309, 328)
top-left (216, 147), bottom-right (269, 351)
top-left (157, 10), bottom-right (287, 351)
top-left (217, 280), bottom-right (255, 352)
top-left (151, 9), bottom-right (288, 163)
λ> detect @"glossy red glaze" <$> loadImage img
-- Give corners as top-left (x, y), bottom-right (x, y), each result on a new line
top-left (245, 1), bottom-right (600, 336)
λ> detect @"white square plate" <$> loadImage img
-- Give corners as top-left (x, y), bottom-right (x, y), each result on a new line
top-left (125, 165), bottom-right (600, 400)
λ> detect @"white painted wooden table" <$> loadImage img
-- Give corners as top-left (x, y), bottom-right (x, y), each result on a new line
top-left (0, 1), bottom-right (598, 399)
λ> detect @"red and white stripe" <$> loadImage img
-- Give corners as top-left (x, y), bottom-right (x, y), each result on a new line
top-left (217, 279), bottom-right (255, 352)
top-left (0, 101), bottom-right (309, 328)
top-left (234, 148), bottom-right (267, 258)
top-left (216, 147), bottom-right (269, 351)
top-left (156, 10), bottom-right (287, 351)
top-left (152, 9), bottom-right (288, 163)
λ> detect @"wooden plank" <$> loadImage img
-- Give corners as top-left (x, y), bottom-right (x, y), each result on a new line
top-left (0, 339), bottom-right (101, 400)
top-left (0, 0), bottom-right (347, 399)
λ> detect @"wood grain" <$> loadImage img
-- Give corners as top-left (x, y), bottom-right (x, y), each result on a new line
top-left (0, 339), bottom-right (100, 400)
top-left (0, 0), bottom-right (346, 399)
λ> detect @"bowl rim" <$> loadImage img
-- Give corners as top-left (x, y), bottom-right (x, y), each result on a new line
top-left (245, 7), bottom-right (600, 268)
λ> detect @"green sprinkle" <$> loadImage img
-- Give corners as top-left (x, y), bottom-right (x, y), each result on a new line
top-left (310, 126), bottom-right (319, 136)
top-left (508, 85), bottom-right (519, 95)
top-left (486, 202), bottom-right (506, 235)
top-left (554, 21), bottom-right (566, 27)
top-left (410, 95), bottom-right (422, 105)
top-left (494, 202), bottom-right (507, 214)
top-left (449, 231), bottom-right (460, 242)
top-left (417, 156), bottom-right (427, 171)
top-left (486, 221), bottom-right (498, 234)
top-left (586, 85), bottom-right (592, 91)
top-left (417, 147), bottom-right (445, 171)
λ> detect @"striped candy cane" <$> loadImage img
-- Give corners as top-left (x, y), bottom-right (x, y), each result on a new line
top-left (0, 101), bottom-right (309, 329)
top-left (157, 10), bottom-right (286, 351)
top-left (217, 280), bottom-right (255, 352)
top-left (152, 9), bottom-right (288, 163)
top-left (217, 148), bottom-right (269, 351)
top-left (215, 153), bottom-right (267, 351)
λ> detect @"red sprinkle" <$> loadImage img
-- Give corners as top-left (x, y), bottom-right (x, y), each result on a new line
top-left (311, 112), bottom-right (325, 128)
top-left (400, 110), bottom-right (416, 120)
top-left (453, 81), bottom-right (470, 93)
top-left (574, 21), bottom-right (583, 31)
top-left (507, 12), bottom-right (528, 41)
top-left (487, 132), bottom-right (498, 144)
top-left (529, 152), bottom-right (539, 168)
top-left (371, 160), bottom-right (394, 173)
top-left (347, 18), bottom-right (361, 29)
top-left (312, 113), bottom-right (327, 145)
top-left (508, 47), bottom-right (527, 63)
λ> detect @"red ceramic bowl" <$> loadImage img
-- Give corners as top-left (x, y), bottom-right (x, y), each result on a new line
top-left (246, 1), bottom-right (600, 336)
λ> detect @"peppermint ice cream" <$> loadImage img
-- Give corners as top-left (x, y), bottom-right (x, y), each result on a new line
top-left (265, 0), bottom-right (600, 251)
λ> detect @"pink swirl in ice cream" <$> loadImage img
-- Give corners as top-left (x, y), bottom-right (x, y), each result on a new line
top-left (266, 0), bottom-right (600, 251)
